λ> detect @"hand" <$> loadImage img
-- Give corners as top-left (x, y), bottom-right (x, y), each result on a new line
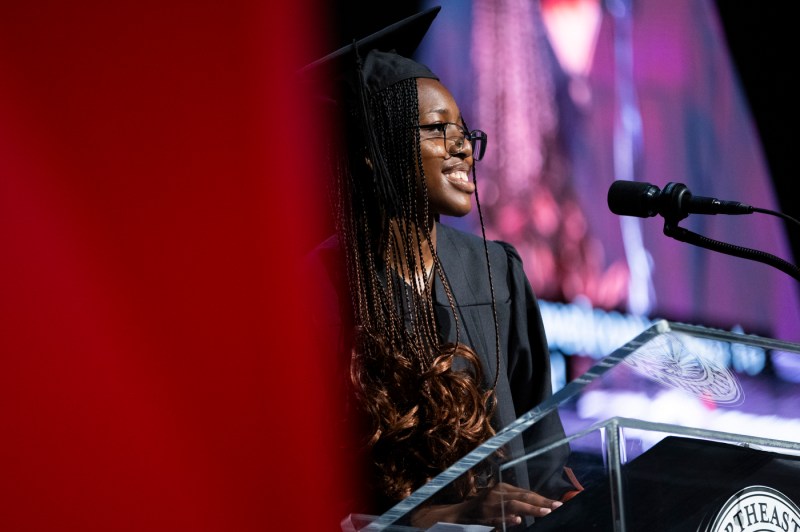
top-left (410, 482), bottom-right (563, 530)
top-left (463, 482), bottom-right (563, 528)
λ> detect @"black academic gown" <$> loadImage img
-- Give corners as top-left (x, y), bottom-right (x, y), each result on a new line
top-left (305, 222), bottom-right (576, 519)
top-left (432, 223), bottom-right (574, 498)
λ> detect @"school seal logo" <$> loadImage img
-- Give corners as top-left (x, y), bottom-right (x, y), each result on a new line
top-left (703, 485), bottom-right (800, 532)
top-left (624, 332), bottom-right (744, 406)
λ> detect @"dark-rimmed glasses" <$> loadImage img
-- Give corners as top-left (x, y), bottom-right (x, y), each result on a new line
top-left (414, 122), bottom-right (487, 161)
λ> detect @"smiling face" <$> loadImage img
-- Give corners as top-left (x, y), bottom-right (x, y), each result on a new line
top-left (416, 78), bottom-right (475, 218)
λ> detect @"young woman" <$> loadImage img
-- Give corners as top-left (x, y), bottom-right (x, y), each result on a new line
top-left (304, 7), bottom-right (581, 529)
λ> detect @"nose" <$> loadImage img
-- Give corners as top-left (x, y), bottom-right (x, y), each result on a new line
top-left (447, 135), bottom-right (473, 158)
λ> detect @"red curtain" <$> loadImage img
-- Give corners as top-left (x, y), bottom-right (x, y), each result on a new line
top-left (0, 2), bottom-right (347, 530)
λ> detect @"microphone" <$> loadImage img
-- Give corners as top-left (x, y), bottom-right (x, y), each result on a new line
top-left (607, 180), bottom-right (753, 221)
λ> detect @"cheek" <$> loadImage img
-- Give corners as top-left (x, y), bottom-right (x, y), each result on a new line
top-left (419, 143), bottom-right (444, 185)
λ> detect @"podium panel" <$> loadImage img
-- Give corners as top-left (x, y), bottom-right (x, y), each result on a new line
top-left (532, 426), bottom-right (800, 531)
top-left (349, 321), bottom-right (800, 532)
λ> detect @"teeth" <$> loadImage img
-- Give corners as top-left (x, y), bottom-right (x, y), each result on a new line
top-left (448, 171), bottom-right (468, 182)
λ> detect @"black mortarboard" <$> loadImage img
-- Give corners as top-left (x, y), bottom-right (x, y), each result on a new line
top-left (298, 6), bottom-right (441, 103)
top-left (298, 7), bottom-right (442, 213)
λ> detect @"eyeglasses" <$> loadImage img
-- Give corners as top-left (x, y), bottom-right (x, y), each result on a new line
top-left (414, 122), bottom-right (487, 161)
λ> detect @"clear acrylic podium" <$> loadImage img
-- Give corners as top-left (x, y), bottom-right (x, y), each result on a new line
top-left (344, 320), bottom-right (800, 532)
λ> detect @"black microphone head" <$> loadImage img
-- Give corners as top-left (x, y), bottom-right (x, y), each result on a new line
top-left (607, 180), bottom-right (661, 218)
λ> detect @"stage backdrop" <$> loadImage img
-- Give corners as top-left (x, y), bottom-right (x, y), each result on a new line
top-left (415, 0), bottom-right (800, 346)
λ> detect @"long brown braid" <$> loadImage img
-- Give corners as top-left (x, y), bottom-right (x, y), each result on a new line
top-left (330, 66), bottom-right (501, 508)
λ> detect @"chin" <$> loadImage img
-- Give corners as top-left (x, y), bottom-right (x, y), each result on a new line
top-left (429, 196), bottom-right (473, 219)
top-left (439, 206), bottom-right (472, 218)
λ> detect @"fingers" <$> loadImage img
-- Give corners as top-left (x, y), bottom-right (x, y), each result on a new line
top-left (505, 497), bottom-right (562, 517)
top-left (490, 483), bottom-right (562, 511)
top-left (481, 485), bottom-right (564, 525)
top-left (484, 500), bottom-right (559, 531)
top-left (486, 512), bottom-right (525, 529)
top-left (521, 491), bottom-right (563, 512)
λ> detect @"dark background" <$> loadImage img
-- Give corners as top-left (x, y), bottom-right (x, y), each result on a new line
top-left (713, 2), bottom-right (797, 264)
top-left (316, 0), bottom-right (799, 264)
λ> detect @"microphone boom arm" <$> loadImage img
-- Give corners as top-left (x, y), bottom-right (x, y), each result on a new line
top-left (662, 220), bottom-right (800, 282)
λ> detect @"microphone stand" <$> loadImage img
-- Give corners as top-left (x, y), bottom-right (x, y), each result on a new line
top-left (661, 216), bottom-right (800, 283)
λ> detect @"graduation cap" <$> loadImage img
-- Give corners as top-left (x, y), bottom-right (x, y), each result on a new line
top-left (297, 6), bottom-right (443, 213)
top-left (297, 6), bottom-right (441, 104)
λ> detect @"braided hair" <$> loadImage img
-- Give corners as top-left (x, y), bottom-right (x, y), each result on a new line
top-left (330, 58), bottom-right (501, 510)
